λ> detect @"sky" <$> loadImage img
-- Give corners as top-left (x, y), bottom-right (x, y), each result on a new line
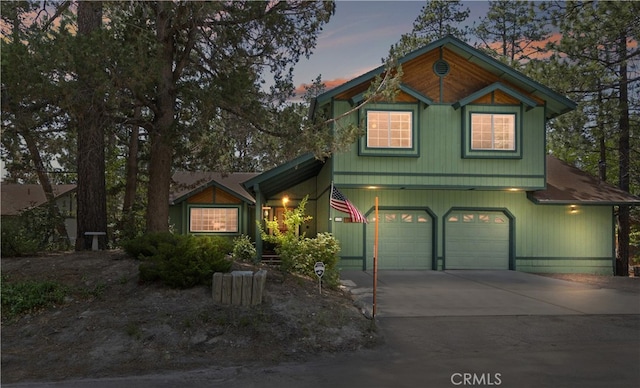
top-left (292, 0), bottom-right (491, 96)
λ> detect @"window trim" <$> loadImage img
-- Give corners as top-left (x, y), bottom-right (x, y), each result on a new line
top-left (188, 206), bottom-right (240, 234)
top-left (462, 106), bottom-right (522, 159)
top-left (366, 110), bottom-right (413, 149)
top-left (359, 103), bottom-right (420, 157)
top-left (470, 113), bottom-right (516, 151)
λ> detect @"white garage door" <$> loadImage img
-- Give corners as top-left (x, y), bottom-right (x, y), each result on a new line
top-left (366, 210), bottom-right (433, 270)
top-left (445, 211), bottom-right (510, 270)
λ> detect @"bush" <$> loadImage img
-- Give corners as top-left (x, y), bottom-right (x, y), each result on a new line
top-left (1, 207), bottom-right (70, 257)
top-left (1, 218), bottom-right (41, 257)
top-left (232, 235), bottom-right (257, 263)
top-left (260, 197), bottom-right (342, 288)
top-left (121, 232), bottom-right (180, 259)
top-left (1, 276), bottom-right (69, 320)
top-left (280, 233), bottom-right (341, 288)
top-left (124, 233), bottom-right (233, 288)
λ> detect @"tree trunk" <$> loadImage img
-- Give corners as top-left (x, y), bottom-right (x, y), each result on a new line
top-left (75, 1), bottom-right (107, 250)
top-left (120, 106), bottom-right (140, 236)
top-left (615, 33), bottom-right (630, 276)
top-left (145, 2), bottom-right (176, 233)
top-left (21, 130), bottom-right (69, 243)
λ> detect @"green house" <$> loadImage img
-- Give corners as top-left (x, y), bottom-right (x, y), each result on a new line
top-left (169, 171), bottom-right (259, 238)
top-left (244, 36), bottom-right (639, 274)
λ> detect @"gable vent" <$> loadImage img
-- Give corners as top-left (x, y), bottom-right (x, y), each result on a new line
top-left (433, 59), bottom-right (450, 77)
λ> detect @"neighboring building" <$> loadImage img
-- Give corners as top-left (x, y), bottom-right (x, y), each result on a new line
top-left (0, 183), bottom-right (77, 245)
top-left (169, 171), bottom-right (259, 238)
top-left (244, 36), bottom-right (640, 275)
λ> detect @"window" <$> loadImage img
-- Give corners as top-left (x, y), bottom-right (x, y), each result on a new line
top-left (471, 113), bottom-right (515, 151)
top-left (367, 111), bottom-right (412, 148)
top-left (190, 208), bottom-right (238, 232)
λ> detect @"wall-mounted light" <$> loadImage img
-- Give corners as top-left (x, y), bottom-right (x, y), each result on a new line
top-left (569, 205), bottom-right (578, 214)
top-left (282, 196), bottom-right (289, 207)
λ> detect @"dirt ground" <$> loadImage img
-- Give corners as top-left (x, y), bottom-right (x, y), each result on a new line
top-left (1, 250), bottom-right (379, 384)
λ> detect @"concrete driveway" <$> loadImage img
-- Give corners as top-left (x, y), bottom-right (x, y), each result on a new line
top-left (341, 270), bottom-right (640, 317)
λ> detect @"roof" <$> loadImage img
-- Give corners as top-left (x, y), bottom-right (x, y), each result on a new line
top-left (528, 156), bottom-right (640, 205)
top-left (170, 172), bottom-right (259, 205)
top-left (1, 184), bottom-right (76, 216)
top-left (311, 35), bottom-right (576, 120)
top-left (243, 153), bottom-right (326, 198)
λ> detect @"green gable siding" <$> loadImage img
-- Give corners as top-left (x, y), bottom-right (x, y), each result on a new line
top-left (330, 188), bottom-right (613, 274)
top-left (332, 103), bottom-right (547, 190)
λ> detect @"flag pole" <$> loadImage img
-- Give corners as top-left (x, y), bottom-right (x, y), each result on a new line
top-left (373, 196), bottom-right (379, 318)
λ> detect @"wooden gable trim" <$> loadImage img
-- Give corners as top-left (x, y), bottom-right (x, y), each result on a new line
top-left (348, 83), bottom-right (432, 107)
top-left (453, 82), bottom-right (539, 110)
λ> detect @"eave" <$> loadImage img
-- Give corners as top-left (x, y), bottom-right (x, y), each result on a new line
top-left (243, 153), bottom-right (326, 199)
top-left (453, 82), bottom-right (539, 110)
top-left (310, 35), bottom-right (576, 120)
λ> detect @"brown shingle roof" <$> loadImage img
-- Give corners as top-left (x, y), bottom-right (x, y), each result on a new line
top-left (528, 156), bottom-right (640, 205)
top-left (170, 172), bottom-right (259, 205)
top-left (1, 184), bottom-right (76, 216)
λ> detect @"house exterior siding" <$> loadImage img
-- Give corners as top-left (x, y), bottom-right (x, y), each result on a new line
top-left (332, 104), bottom-right (546, 190)
top-left (330, 188), bottom-right (613, 274)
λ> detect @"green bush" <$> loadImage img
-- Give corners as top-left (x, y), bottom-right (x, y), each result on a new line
top-left (1, 218), bottom-right (41, 257)
top-left (1, 276), bottom-right (69, 320)
top-left (1, 207), bottom-right (70, 257)
top-left (121, 232), bottom-right (179, 259)
top-left (260, 197), bottom-right (342, 288)
top-left (124, 233), bottom-right (233, 288)
top-left (232, 235), bottom-right (257, 263)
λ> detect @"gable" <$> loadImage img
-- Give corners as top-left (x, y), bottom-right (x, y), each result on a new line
top-left (186, 186), bottom-right (242, 204)
top-left (313, 35), bottom-right (575, 119)
top-left (170, 172), bottom-right (258, 205)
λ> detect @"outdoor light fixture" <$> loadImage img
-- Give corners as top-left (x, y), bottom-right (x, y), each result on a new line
top-left (569, 205), bottom-right (578, 214)
top-left (282, 196), bottom-right (289, 207)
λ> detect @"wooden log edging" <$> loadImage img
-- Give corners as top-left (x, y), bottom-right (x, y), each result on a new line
top-left (212, 270), bottom-right (267, 306)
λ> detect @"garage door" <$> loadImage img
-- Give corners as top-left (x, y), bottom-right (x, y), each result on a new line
top-left (445, 211), bottom-right (510, 269)
top-left (366, 210), bottom-right (432, 270)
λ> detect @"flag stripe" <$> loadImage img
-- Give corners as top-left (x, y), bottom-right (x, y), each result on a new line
top-left (330, 186), bottom-right (367, 223)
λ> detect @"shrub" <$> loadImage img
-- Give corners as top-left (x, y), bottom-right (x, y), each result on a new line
top-left (1, 218), bottom-right (41, 257)
top-left (1, 276), bottom-right (69, 320)
top-left (260, 197), bottom-right (342, 288)
top-left (1, 207), bottom-right (70, 257)
top-left (124, 233), bottom-right (233, 288)
top-left (121, 232), bottom-right (179, 259)
top-left (232, 235), bottom-right (257, 263)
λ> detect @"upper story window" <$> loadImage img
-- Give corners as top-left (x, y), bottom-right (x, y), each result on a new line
top-left (367, 111), bottom-right (413, 148)
top-left (471, 113), bottom-right (515, 151)
top-left (463, 107), bottom-right (521, 159)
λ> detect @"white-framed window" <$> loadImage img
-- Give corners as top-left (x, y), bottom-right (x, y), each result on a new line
top-left (367, 110), bottom-right (413, 148)
top-left (189, 207), bottom-right (238, 232)
top-left (471, 113), bottom-right (515, 151)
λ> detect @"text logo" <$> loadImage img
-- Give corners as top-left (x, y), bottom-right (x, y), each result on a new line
top-left (451, 372), bottom-right (502, 386)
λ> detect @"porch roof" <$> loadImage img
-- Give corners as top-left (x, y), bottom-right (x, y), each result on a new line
top-left (528, 156), bottom-right (640, 205)
top-left (242, 153), bottom-right (325, 199)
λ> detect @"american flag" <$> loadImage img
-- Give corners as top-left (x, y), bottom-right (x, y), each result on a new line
top-left (330, 186), bottom-right (367, 223)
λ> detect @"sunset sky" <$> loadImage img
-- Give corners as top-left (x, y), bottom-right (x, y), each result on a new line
top-left (292, 0), bottom-right (492, 96)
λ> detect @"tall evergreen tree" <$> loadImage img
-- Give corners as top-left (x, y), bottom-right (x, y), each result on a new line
top-left (543, 0), bottom-right (640, 274)
top-left (74, 1), bottom-right (108, 250)
top-left (472, 0), bottom-right (549, 63)
top-left (395, 0), bottom-right (469, 55)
